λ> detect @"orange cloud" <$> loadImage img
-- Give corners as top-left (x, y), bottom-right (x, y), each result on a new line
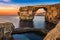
top-left (0, 5), bottom-right (19, 16)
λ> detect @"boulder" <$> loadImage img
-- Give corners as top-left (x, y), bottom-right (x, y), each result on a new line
top-left (44, 21), bottom-right (60, 40)
top-left (0, 22), bottom-right (15, 40)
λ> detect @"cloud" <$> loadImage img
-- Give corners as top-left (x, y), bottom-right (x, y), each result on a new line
top-left (3, 0), bottom-right (11, 2)
top-left (0, 2), bottom-right (28, 7)
top-left (0, 2), bottom-right (20, 7)
top-left (0, 0), bottom-right (11, 2)
top-left (0, 2), bottom-right (20, 16)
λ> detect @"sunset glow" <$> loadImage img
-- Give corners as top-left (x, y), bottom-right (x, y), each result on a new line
top-left (0, 5), bottom-right (19, 16)
top-left (0, 0), bottom-right (60, 16)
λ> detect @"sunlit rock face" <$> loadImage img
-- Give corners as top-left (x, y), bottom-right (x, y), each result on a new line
top-left (18, 4), bottom-right (60, 24)
top-left (46, 6), bottom-right (58, 24)
top-left (0, 22), bottom-right (15, 40)
top-left (18, 6), bottom-right (34, 21)
top-left (44, 21), bottom-right (60, 40)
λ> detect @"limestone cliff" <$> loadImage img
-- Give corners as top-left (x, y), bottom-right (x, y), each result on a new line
top-left (44, 21), bottom-right (60, 40)
top-left (18, 3), bottom-right (60, 24)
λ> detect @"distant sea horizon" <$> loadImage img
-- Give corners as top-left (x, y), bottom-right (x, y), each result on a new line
top-left (0, 15), bottom-right (18, 16)
top-left (0, 16), bottom-right (45, 28)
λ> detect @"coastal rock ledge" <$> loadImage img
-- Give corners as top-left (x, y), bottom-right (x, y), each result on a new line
top-left (44, 21), bottom-right (60, 40)
top-left (0, 22), bottom-right (15, 40)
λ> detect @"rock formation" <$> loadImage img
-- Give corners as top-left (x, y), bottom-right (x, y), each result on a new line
top-left (44, 21), bottom-right (60, 40)
top-left (18, 6), bottom-right (34, 21)
top-left (0, 22), bottom-right (15, 40)
top-left (18, 3), bottom-right (60, 24)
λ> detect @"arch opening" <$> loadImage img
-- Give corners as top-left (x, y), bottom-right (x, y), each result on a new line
top-left (33, 7), bottom-right (47, 16)
top-left (32, 7), bottom-right (48, 28)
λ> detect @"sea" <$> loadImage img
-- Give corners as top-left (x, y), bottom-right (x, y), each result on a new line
top-left (0, 16), bottom-right (55, 40)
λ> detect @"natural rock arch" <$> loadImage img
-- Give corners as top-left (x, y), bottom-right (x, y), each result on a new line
top-left (29, 5), bottom-right (58, 24)
top-left (32, 7), bottom-right (47, 15)
top-left (18, 4), bottom-right (60, 24)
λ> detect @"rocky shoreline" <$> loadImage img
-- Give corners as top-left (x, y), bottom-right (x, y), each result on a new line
top-left (0, 21), bottom-right (60, 40)
top-left (0, 22), bottom-right (47, 40)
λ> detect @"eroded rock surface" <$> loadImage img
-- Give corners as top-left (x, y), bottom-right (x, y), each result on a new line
top-left (44, 21), bottom-right (60, 40)
top-left (0, 22), bottom-right (15, 40)
top-left (18, 4), bottom-right (60, 24)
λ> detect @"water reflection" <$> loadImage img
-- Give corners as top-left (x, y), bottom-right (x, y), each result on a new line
top-left (9, 22), bottom-right (56, 40)
top-left (19, 21), bottom-right (34, 28)
top-left (0, 16), bottom-right (56, 40)
top-left (12, 33), bottom-right (43, 40)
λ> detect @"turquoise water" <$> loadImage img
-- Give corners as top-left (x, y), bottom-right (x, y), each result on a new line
top-left (12, 16), bottom-right (45, 40)
top-left (0, 16), bottom-right (55, 40)
top-left (13, 33), bottom-right (43, 40)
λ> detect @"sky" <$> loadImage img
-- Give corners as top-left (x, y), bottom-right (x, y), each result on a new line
top-left (0, 0), bottom-right (60, 16)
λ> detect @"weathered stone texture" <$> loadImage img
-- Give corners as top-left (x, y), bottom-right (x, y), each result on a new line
top-left (18, 6), bottom-right (34, 21)
top-left (18, 4), bottom-right (60, 24)
top-left (0, 22), bottom-right (15, 40)
top-left (44, 21), bottom-right (60, 40)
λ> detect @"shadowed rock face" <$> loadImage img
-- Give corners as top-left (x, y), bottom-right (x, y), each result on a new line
top-left (44, 21), bottom-right (60, 40)
top-left (0, 22), bottom-right (15, 40)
